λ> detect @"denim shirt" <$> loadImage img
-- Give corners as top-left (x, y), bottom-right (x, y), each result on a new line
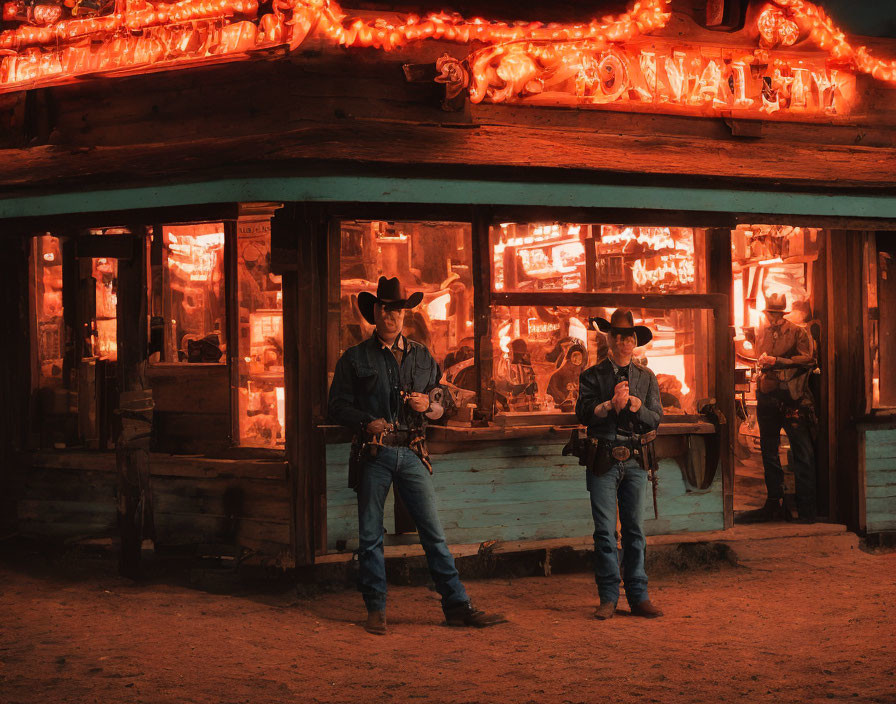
top-left (574, 358), bottom-right (663, 441)
top-left (328, 334), bottom-right (441, 432)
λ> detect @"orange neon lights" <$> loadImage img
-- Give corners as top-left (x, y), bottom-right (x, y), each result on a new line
top-left (1, 0), bottom-right (895, 105)
top-left (461, 40), bottom-right (855, 116)
top-left (631, 257), bottom-right (695, 288)
top-left (761, 0), bottom-right (896, 83)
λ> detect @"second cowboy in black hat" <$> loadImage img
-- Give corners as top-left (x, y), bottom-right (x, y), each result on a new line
top-left (736, 292), bottom-right (818, 524)
top-left (328, 276), bottom-right (505, 635)
top-left (574, 309), bottom-right (664, 620)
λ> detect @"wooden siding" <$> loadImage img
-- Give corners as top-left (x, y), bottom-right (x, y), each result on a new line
top-left (863, 428), bottom-right (896, 533)
top-left (325, 440), bottom-right (723, 552)
top-left (17, 452), bottom-right (293, 562)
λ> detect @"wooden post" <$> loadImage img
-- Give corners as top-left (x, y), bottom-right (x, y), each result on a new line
top-left (706, 228), bottom-right (735, 528)
top-left (224, 219), bottom-right (239, 444)
top-left (472, 207), bottom-right (494, 417)
top-left (276, 203), bottom-right (328, 564)
top-left (813, 234), bottom-right (831, 517)
top-left (115, 227), bottom-right (154, 579)
top-left (825, 230), bottom-right (867, 530)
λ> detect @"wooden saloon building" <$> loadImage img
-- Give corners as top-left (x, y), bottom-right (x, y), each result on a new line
top-left (1, 0), bottom-right (895, 571)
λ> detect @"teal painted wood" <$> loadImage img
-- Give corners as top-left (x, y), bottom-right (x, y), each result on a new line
top-left (866, 496), bottom-right (896, 514)
top-left (867, 517), bottom-right (896, 533)
top-left (865, 458), bottom-right (896, 474)
top-left (6, 176), bottom-right (896, 220)
top-left (866, 467), bottom-right (896, 487)
top-left (866, 484), bottom-right (896, 499)
top-left (864, 441), bottom-right (896, 460)
top-left (864, 430), bottom-right (896, 533)
top-left (866, 428), bottom-right (896, 444)
top-left (325, 441), bottom-right (723, 551)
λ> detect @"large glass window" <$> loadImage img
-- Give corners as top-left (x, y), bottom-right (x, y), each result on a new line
top-left (338, 220), bottom-right (475, 412)
top-left (491, 306), bottom-right (712, 417)
top-left (235, 218), bottom-right (284, 447)
top-left (492, 223), bottom-right (701, 294)
top-left (157, 223), bottom-right (226, 364)
top-left (868, 232), bottom-right (896, 408)
top-left (488, 220), bottom-right (713, 420)
top-left (90, 256), bottom-right (117, 361)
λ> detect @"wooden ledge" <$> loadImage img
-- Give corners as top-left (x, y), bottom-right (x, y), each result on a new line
top-left (322, 419), bottom-right (717, 446)
top-left (22, 449), bottom-right (288, 480)
top-left (315, 522), bottom-right (849, 563)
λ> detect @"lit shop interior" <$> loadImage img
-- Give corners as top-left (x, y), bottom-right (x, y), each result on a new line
top-left (33, 216), bottom-right (891, 516)
top-left (338, 220), bottom-right (714, 418)
top-left (31, 218), bottom-right (284, 451)
top-left (334, 220), bottom-right (846, 512)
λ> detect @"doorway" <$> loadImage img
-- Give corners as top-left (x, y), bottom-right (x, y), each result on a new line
top-left (730, 224), bottom-right (827, 521)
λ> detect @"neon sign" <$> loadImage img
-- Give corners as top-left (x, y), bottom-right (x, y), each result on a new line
top-left (457, 39), bottom-right (855, 116)
top-left (631, 256), bottom-right (695, 289)
top-left (0, 0), bottom-right (894, 120)
top-left (601, 227), bottom-right (692, 253)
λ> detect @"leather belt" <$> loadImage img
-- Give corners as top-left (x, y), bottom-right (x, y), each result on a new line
top-left (611, 445), bottom-right (642, 461)
top-left (379, 430), bottom-right (412, 447)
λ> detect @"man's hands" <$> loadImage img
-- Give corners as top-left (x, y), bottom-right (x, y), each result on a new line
top-left (611, 381), bottom-right (643, 413)
top-left (365, 418), bottom-right (388, 435)
top-left (612, 381), bottom-right (630, 412)
top-left (758, 353), bottom-right (777, 368)
top-left (405, 392), bottom-right (430, 413)
top-left (364, 392), bottom-right (430, 435)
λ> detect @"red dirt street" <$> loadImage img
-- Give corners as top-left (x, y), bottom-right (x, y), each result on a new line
top-left (1, 532), bottom-right (894, 704)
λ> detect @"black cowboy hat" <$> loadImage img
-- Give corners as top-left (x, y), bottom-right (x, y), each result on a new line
top-left (589, 309), bottom-right (653, 347)
top-left (763, 292), bottom-right (790, 313)
top-left (358, 276), bottom-right (424, 325)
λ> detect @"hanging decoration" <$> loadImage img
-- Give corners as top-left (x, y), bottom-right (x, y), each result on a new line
top-left (1, 0), bottom-right (894, 118)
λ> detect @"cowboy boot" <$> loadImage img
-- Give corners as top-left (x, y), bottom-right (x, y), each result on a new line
top-left (593, 601), bottom-right (617, 620)
top-left (630, 600), bottom-right (663, 618)
top-left (364, 610), bottom-right (387, 635)
top-left (734, 498), bottom-right (785, 524)
top-left (443, 602), bottom-right (506, 628)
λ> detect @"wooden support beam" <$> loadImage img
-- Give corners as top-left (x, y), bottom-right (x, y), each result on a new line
top-left (225, 219), bottom-right (239, 446)
top-left (472, 207), bottom-right (494, 417)
top-left (279, 203), bottom-right (328, 564)
top-left (825, 230), bottom-right (868, 530)
top-left (706, 228), bottom-right (735, 528)
top-left (493, 291), bottom-right (729, 311)
top-left (115, 226), bottom-right (154, 579)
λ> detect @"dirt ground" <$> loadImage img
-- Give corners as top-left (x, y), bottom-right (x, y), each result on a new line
top-left (1, 533), bottom-right (894, 704)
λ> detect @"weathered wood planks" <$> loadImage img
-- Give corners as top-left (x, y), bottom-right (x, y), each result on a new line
top-left (863, 428), bottom-right (896, 533)
top-left (14, 453), bottom-right (293, 557)
top-left (324, 440), bottom-right (723, 552)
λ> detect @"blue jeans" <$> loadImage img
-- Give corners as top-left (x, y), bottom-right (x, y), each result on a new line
top-left (586, 459), bottom-right (649, 607)
top-left (357, 446), bottom-right (469, 613)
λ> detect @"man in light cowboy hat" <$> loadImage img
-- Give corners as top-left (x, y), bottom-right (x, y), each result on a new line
top-left (328, 276), bottom-right (505, 635)
top-left (574, 309), bottom-right (664, 620)
top-left (736, 292), bottom-right (818, 524)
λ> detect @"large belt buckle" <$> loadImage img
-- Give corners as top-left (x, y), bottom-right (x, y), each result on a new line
top-left (611, 446), bottom-right (631, 461)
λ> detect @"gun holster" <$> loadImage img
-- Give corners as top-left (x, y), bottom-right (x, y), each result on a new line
top-left (348, 439), bottom-right (367, 492)
top-left (640, 429), bottom-right (658, 460)
top-left (562, 429), bottom-right (615, 476)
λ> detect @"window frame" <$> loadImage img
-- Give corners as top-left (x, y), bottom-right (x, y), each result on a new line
top-left (324, 208), bottom-right (732, 425)
top-left (866, 231), bottom-right (896, 413)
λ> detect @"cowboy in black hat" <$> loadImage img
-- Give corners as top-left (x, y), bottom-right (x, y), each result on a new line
top-left (736, 292), bottom-right (818, 524)
top-left (575, 309), bottom-right (664, 620)
top-left (328, 276), bottom-right (504, 635)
